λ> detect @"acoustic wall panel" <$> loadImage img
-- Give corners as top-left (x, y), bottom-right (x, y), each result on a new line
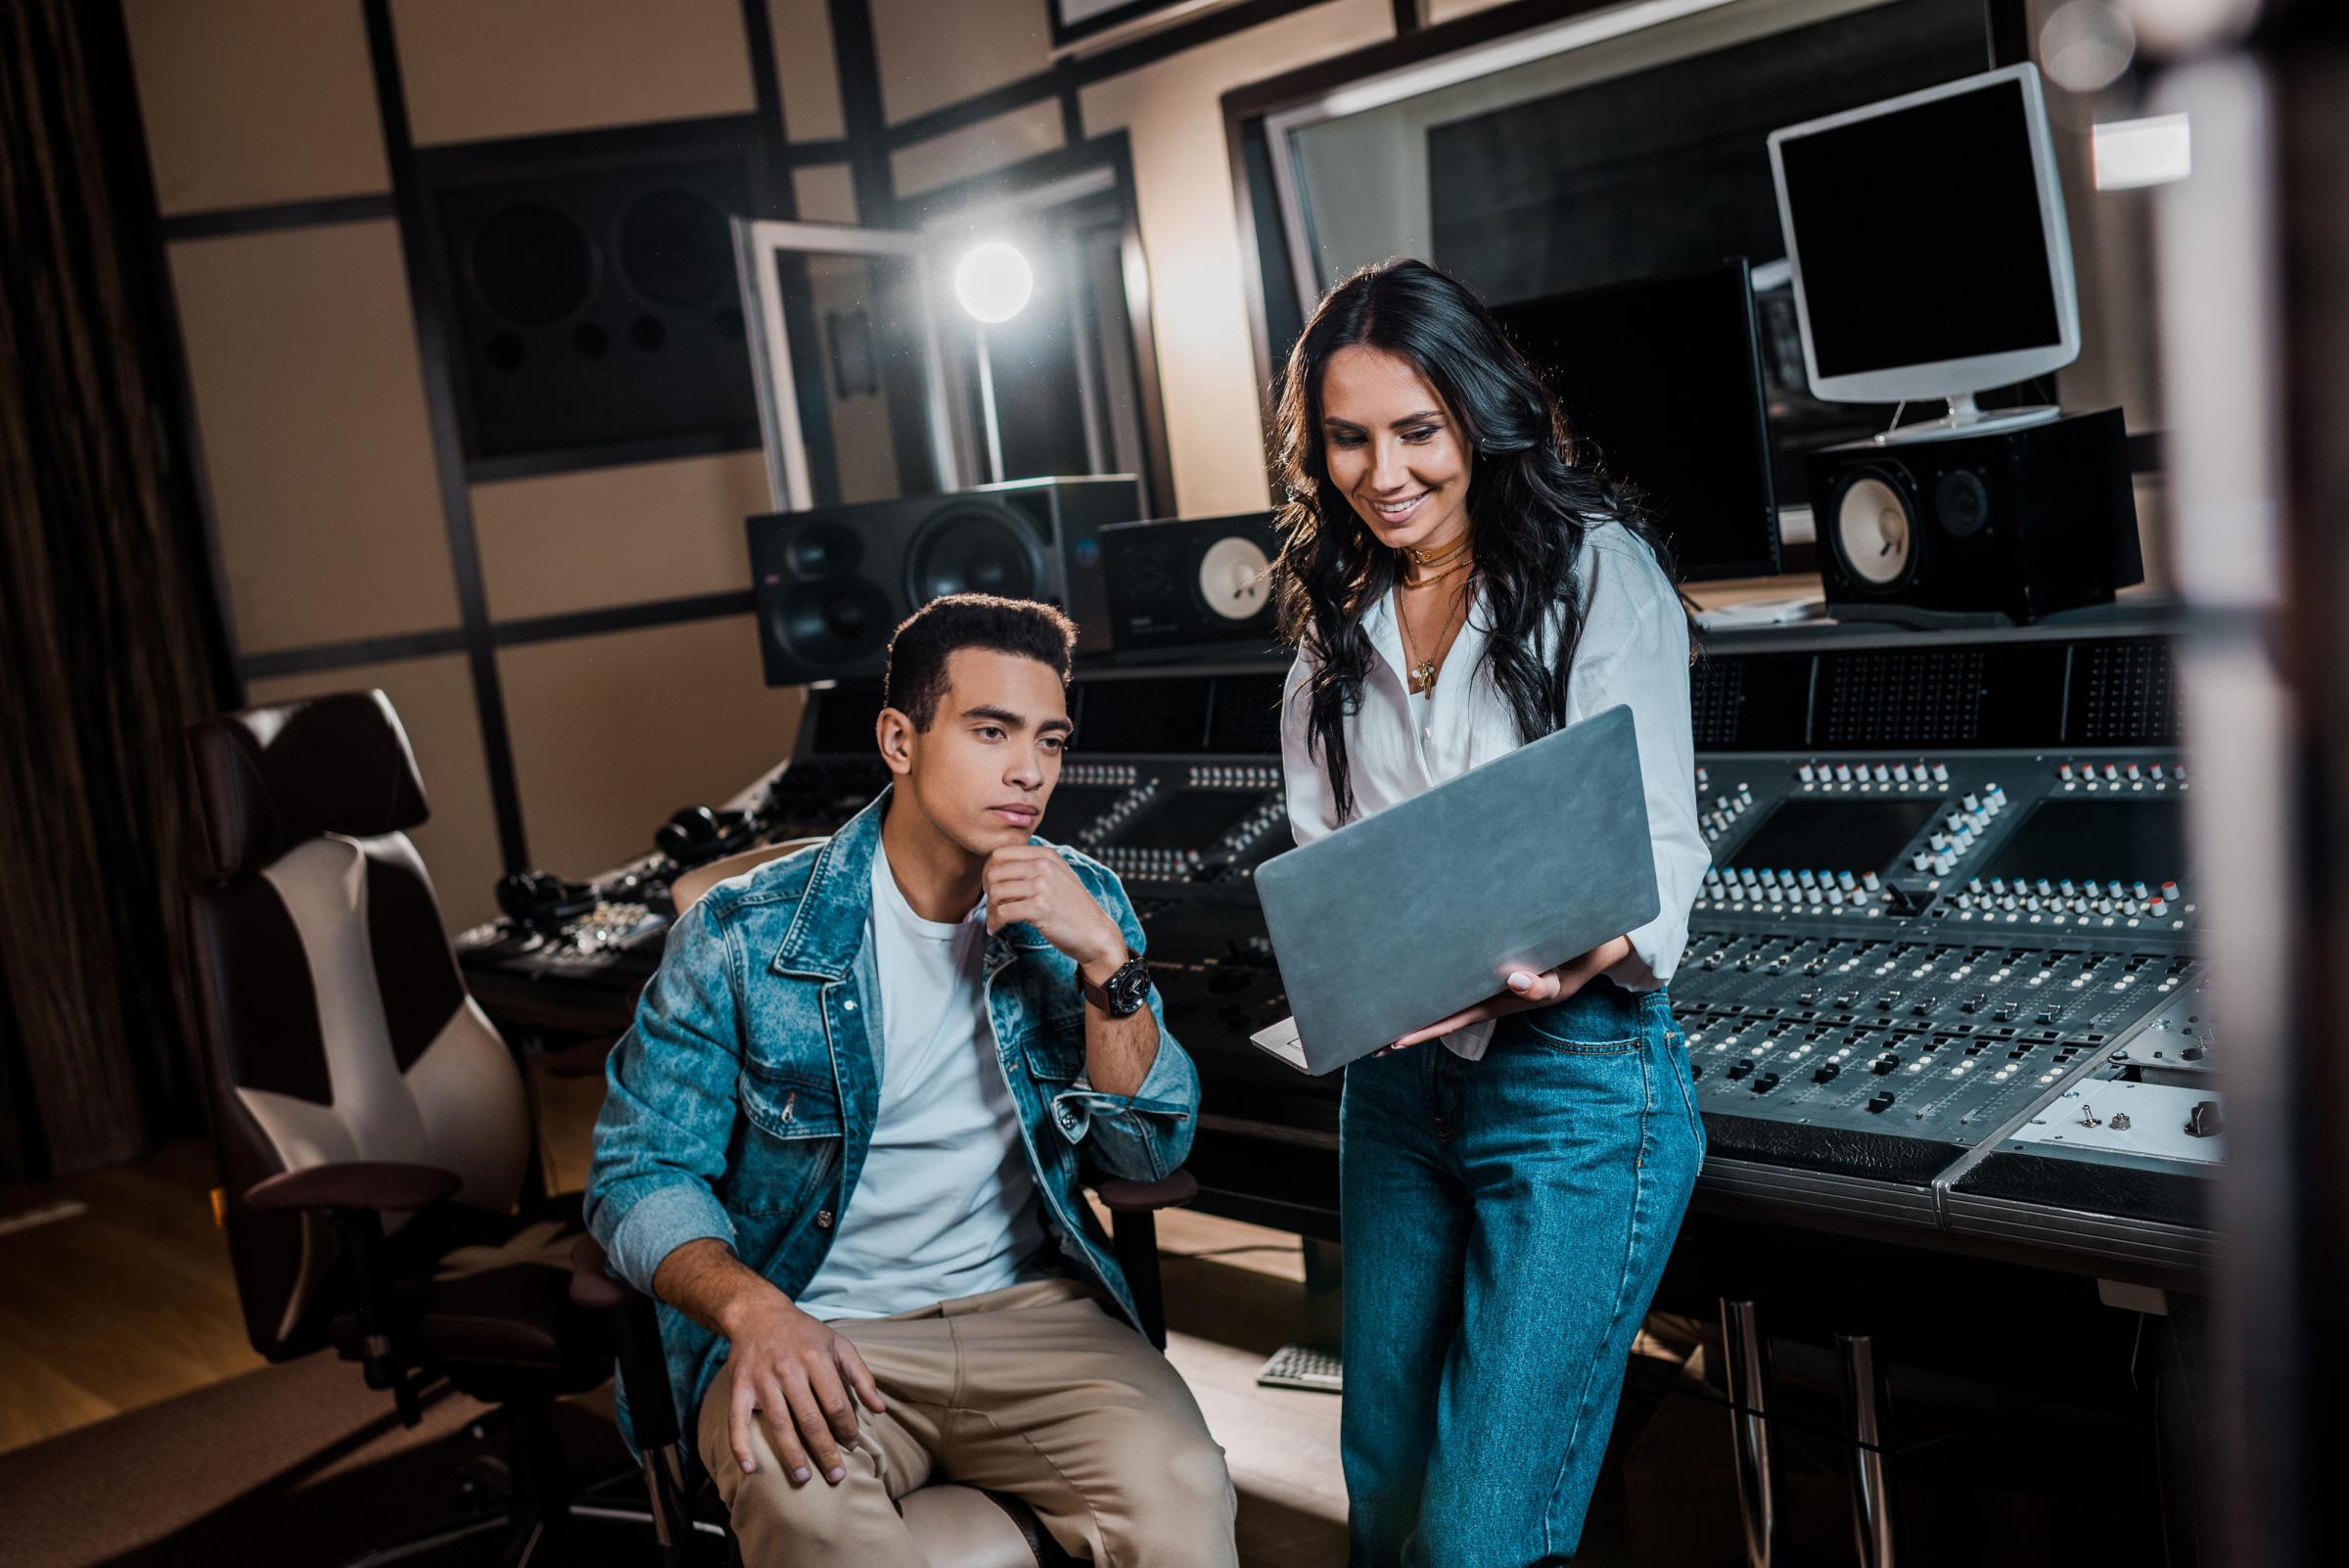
top-left (871, 0), bottom-right (1052, 125)
top-left (793, 163), bottom-right (860, 224)
top-left (392, 0), bottom-right (757, 146)
top-left (168, 222), bottom-right (460, 653)
top-left (472, 451), bottom-right (769, 621)
top-left (890, 101), bottom-right (1067, 200)
top-left (122, 0), bottom-right (390, 215)
top-left (768, 0), bottom-right (848, 142)
top-left (245, 656), bottom-right (502, 934)
top-left (499, 617), bottom-right (806, 879)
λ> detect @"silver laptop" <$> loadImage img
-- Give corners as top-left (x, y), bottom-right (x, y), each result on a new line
top-left (1250, 704), bottom-right (1660, 1075)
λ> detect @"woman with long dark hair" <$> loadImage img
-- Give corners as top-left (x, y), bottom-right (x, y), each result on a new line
top-left (1272, 258), bottom-right (1710, 1566)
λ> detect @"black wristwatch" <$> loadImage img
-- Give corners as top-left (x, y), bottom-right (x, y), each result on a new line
top-left (1078, 951), bottom-right (1154, 1018)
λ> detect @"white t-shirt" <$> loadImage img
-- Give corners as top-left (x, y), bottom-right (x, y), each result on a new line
top-left (789, 843), bottom-right (1047, 1319)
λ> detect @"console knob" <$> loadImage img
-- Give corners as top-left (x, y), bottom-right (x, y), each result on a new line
top-left (1931, 762), bottom-right (1950, 783)
top-left (1871, 764), bottom-right (1891, 783)
top-left (1962, 793), bottom-right (1981, 812)
top-left (1835, 763), bottom-right (1854, 782)
top-left (2126, 762), bottom-right (2142, 781)
top-left (1798, 762), bottom-right (1816, 782)
top-left (2059, 763), bottom-right (2075, 781)
top-left (1893, 763), bottom-right (1911, 782)
top-left (2187, 1099), bottom-right (2223, 1137)
top-left (1863, 870), bottom-right (1882, 891)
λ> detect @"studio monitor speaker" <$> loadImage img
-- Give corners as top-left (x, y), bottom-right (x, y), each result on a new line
top-left (749, 477), bottom-right (1144, 685)
top-left (1099, 513), bottom-right (1280, 654)
top-left (1806, 407), bottom-right (2142, 623)
top-left (424, 130), bottom-right (764, 461)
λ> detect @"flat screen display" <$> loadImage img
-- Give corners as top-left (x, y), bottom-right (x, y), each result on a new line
top-left (1728, 798), bottom-right (1943, 874)
top-left (1778, 75), bottom-right (2061, 378)
top-left (1494, 262), bottom-right (1777, 580)
top-left (1981, 798), bottom-right (2187, 886)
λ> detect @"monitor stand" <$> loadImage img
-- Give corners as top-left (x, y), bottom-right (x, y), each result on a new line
top-left (1870, 392), bottom-right (2062, 446)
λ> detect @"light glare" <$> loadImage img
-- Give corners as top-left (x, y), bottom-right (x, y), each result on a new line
top-left (954, 242), bottom-right (1034, 324)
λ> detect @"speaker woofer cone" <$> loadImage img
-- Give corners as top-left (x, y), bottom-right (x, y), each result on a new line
top-left (776, 579), bottom-right (894, 668)
top-left (1832, 471), bottom-right (1916, 591)
top-left (470, 203), bottom-right (594, 326)
top-left (906, 505), bottom-right (1040, 604)
top-left (617, 187), bottom-right (730, 307)
top-left (784, 522), bottom-right (863, 580)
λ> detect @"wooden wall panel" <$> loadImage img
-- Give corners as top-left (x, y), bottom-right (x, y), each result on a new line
top-left (768, 0), bottom-right (848, 141)
top-left (500, 618), bottom-right (805, 879)
top-left (472, 451), bottom-right (769, 622)
top-left (890, 100), bottom-right (1066, 199)
top-left (168, 221), bottom-right (459, 653)
top-left (392, 0), bottom-right (756, 145)
top-left (870, 0), bottom-right (1052, 126)
top-left (122, 0), bottom-right (390, 215)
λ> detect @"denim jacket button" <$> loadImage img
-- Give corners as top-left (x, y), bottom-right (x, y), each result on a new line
top-left (815, 1210), bottom-right (835, 1228)
top-left (843, 999), bottom-right (857, 1012)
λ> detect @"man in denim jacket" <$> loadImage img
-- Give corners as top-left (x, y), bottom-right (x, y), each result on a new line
top-left (587, 596), bottom-right (1236, 1567)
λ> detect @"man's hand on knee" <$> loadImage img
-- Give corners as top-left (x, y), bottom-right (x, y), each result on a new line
top-left (652, 1240), bottom-right (886, 1487)
top-left (724, 1290), bottom-right (887, 1485)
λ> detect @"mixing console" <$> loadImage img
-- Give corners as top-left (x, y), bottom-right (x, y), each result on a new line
top-left (454, 606), bottom-right (2215, 1286)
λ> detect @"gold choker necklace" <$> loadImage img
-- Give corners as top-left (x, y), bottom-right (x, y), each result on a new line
top-left (1405, 532), bottom-right (1469, 570)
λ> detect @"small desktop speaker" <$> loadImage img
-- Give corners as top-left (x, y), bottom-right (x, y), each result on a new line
top-left (749, 477), bottom-right (1144, 684)
top-left (1806, 407), bottom-right (2142, 623)
top-left (1099, 513), bottom-right (1280, 654)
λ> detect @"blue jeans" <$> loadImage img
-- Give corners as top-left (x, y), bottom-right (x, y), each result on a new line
top-left (1339, 979), bottom-right (1704, 1567)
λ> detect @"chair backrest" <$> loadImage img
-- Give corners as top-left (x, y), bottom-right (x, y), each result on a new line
top-left (667, 837), bottom-right (828, 915)
top-left (183, 690), bottom-right (530, 1360)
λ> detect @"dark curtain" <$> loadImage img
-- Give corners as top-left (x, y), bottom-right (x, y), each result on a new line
top-left (0, 0), bottom-right (226, 1180)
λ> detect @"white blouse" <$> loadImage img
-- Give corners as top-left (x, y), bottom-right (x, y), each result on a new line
top-left (1278, 521), bottom-right (1709, 1061)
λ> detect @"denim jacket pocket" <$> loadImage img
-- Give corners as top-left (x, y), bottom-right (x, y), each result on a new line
top-left (731, 1064), bottom-right (844, 1217)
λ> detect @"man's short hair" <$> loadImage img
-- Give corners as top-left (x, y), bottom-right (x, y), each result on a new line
top-left (883, 594), bottom-right (1079, 730)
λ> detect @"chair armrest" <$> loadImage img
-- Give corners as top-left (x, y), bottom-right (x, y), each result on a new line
top-left (569, 1234), bottom-right (687, 1460)
top-left (1094, 1168), bottom-right (1198, 1213)
top-left (570, 1233), bottom-right (641, 1310)
top-left (245, 1161), bottom-right (463, 1213)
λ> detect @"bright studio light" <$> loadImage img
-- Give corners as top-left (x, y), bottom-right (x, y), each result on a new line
top-left (954, 242), bottom-right (1034, 324)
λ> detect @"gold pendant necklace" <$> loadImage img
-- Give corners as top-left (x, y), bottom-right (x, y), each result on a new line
top-left (1398, 573), bottom-right (1468, 696)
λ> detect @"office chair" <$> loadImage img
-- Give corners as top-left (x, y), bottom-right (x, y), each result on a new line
top-left (575, 834), bottom-right (1203, 1567)
top-left (182, 689), bottom-right (636, 1567)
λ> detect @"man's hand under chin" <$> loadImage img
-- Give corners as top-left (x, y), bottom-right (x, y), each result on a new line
top-left (981, 846), bottom-right (1127, 984)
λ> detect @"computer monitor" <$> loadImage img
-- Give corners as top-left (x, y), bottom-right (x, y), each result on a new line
top-left (1768, 63), bottom-right (2079, 437)
top-left (1492, 259), bottom-right (1779, 581)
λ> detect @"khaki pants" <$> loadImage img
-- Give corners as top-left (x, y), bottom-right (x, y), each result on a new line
top-left (697, 1277), bottom-right (1238, 1567)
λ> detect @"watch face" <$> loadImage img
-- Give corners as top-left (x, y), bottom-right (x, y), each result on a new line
top-left (1196, 535), bottom-right (1272, 623)
top-left (1108, 959), bottom-right (1154, 1013)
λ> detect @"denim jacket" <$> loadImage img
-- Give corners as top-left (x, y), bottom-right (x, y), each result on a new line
top-left (584, 787), bottom-right (1199, 1450)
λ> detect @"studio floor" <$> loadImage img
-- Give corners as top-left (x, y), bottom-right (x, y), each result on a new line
top-left (0, 1060), bottom-right (1706, 1568)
